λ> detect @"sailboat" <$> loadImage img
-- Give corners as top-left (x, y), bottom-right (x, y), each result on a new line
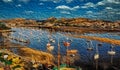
top-left (94, 44), bottom-right (99, 70)
top-left (46, 42), bottom-right (54, 52)
top-left (94, 45), bottom-right (99, 60)
top-left (107, 45), bottom-right (116, 56)
top-left (107, 45), bottom-right (116, 64)
top-left (53, 37), bottom-right (80, 70)
top-left (86, 40), bottom-right (93, 51)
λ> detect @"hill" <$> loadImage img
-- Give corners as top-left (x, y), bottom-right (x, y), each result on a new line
top-left (0, 17), bottom-right (120, 30)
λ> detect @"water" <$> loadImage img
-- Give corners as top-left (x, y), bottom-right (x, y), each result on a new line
top-left (10, 27), bottom-right (120, 64)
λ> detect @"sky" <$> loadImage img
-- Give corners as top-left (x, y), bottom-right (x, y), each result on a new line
top-left (0, 0), bottom-right (120, 21)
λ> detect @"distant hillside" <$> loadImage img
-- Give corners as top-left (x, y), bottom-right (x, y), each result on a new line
top-left (0, 17), bottom-right (120, 29)
top-left (0, 18), bottom-right (37, 27)
top-left (43, 17), bottom-right (120, 29)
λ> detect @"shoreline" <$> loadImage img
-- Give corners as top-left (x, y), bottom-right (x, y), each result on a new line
top-left (0, 25), bottom-right (120, 69)
top-left (70, 35), bottom-right (120, 46)
top-left (17, 25), bottom-right (120, 33)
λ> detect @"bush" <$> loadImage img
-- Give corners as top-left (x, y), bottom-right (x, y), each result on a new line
top-left (0, 23), bottom-right (10, 30)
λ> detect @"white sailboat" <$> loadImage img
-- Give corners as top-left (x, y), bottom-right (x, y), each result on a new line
top-left (94, 44), bottom-right (99, 70)
top-left (107, 45), bottom-right (116, 64)
top-left (86, 40), bottom-right (93, 51)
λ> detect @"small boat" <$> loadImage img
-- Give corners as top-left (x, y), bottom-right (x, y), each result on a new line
top-left (86, 40), bottom-right (93, 51)
top-left (94, 44), bottom-right (99, 60)
top-left (108, 51), bottom-right (116, 55)
top-left (94, 53), bottom-right (99, 60)
top-left (46, 43), bottom-right (51, 47)
top-left (49, 38), bottom-right (55, 43)
top-left (46, 43), bottom-right (54, 52)
top-left (87, 47), bottom-right (93, 51)
top-left (47, 46), bottom-right (54, 52)
top-left (63, 41), bottom-right (70, 47)
top-left (107, 45), bottom-right (116, 56)
top-left (107, 45), bottom-right (116, 64)
top-left (67, 50), bottom-right (78, 54)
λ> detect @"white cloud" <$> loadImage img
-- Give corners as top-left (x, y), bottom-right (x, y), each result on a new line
top-left (19, 0), bottom-right (30, 3)
top-left (117, 12), bottom-right (120, 14)
top-left (80, 0), bottom-right (120, 9)
top-left (60, 11), bottom-right (71, 14)
top-left (39, 0), bottom-right (60, 3)
top-left (81, 6), bottom-right (88, 9)
top-left (16, 4), bottom-right (22, 7)
top-left (24, 11), bottom-right (34, 14)
top-left (53, 0), bottom-right (60, 3)
top-left (105, 0), bottom-right (120, 4)
top-left (2, 0), bottom-right (31, 3)
top-left (73, 6), bottom-right (80, 9)
top-left (105, 7), bottom-right (113, 10)
top-left (39, 0), bottom-right (73, 3)
top-left (86, 11), bottom-right (93, 14)
top-left (96, 0), bottom-right (120, 6)
top-left (81, 2), bottom-right (95, 8)
top-left (2, 0), bottom-right (13, 2)
top-left (92, 8), bottom-right (120, 21)
top-left (56, 5), bottom-right (80, 10)
top-left (97, 1), bottom-right (105, 5)
top-left (66, 0), bottom-right (73, 3)
top-left (39, 3), bottom-right (44, 5)
top-left (56, 5), bottom-right (71, 10)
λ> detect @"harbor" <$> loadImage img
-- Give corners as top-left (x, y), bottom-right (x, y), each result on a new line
top-left (0, 0), bottom-right (120, 69)
top-left (0, 27), bottom-right (120, 70)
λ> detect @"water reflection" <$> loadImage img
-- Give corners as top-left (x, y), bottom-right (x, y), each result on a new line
top-left (9, 27), bottom-right (120, 69)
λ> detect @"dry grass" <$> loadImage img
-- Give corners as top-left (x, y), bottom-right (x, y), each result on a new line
top-left (18, 47), bottom-right (55, 65)
top-left (73, 35), bottom-right (120, 45)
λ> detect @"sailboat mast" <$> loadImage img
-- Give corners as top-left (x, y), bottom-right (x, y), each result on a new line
top-left (66, 46), bottom-right (69, 67)
top-left (96, 44), bottom-right (99, 54)
top-left (95, 44), bottom-right (99, 70)
top-left (57, 38), bottom-right (60, 70)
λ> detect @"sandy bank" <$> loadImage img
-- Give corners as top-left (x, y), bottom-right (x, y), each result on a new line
top-left (71, 35), bottom-right (120, 46)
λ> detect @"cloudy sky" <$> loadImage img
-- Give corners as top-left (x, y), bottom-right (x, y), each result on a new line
top-left (0, 0), bottom-right (120, 21)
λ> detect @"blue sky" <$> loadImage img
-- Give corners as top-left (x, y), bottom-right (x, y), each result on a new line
top-left (0, 0), bottom-right (120, 21)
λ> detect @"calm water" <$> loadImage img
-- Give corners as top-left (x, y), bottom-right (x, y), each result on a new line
top-left (10, 27), bottom-right (120, 63)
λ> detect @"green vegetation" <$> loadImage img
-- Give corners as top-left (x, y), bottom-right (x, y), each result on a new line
top-left (0, 23), bottom-right (10, 30)
top-left (0, 51), bottom-right (24, 69)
